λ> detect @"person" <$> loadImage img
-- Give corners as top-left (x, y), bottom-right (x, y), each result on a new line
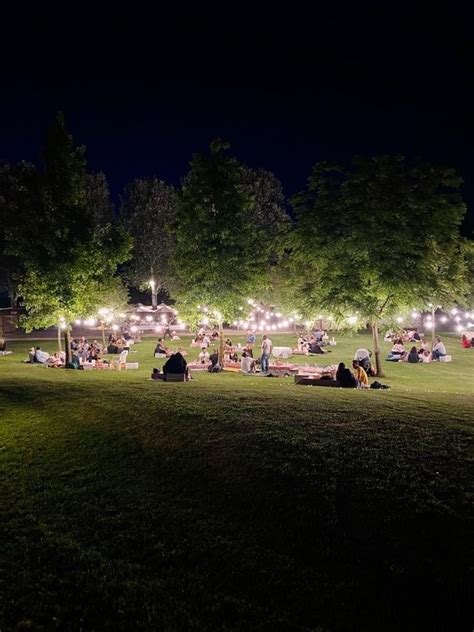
top-left (228, 347), bottom-right (239, 363)
top-left (246, 330), bottom-right (256, 357)
top-left (26, 346), bottom-right (36, 363)
top-left (211, 330), bottom-right (219, 340)
top-left (354, 348), bottom-right (371, 371)
top-left (240, 350), bottom-right (256, 373)
top-left (68, 351), bottom-right (81, 369)
top-left (408, 330), bottom-right (421, 342)
top-left (151, 367), bottom-right (162, 380)
top-left (163, 323), bottom-right (172, 340)
top-left (260, 334), bottom-right (272, 373)
top-left (420, 339), bottom-right (429, 352)
top-left (308, 337), bottom-right (326, 354)
top-left (203, 333), bottom-right (211, 347)
top-left (34, 346), bottom-right (50, 364)
top-left (154, 338), bottom-right (167, 355)
top-left (198, 347), bottom-right (210, 364)
top-left (418, 348), bottom-right (432, 363)
top-left (352, 360), bottom-right (369, 387)
top-left (0, 337), bottom-right (6, 352)
top-left (407, 346), bottom-right (420, 363)
top-left (162, 350), bottom-right (190, 379)
top-left (208, 348), bottom-right (221, 372)
top-left (461, 334), bottom-right (471, 349)
top-left (297, 334), bottom-right (308, 352)
top-left (387, 339), bottom-right (406, 361)
top-left (47, 352), bottom-right (64, 368)
top-left (432, 337), bottom-right (447, 361)
top-left (336, 362), bottom-right (357, 388)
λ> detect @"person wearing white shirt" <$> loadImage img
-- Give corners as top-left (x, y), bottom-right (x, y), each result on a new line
top-left (240, 351), bottom-right (256, 373)
top-left (260, 335), bottom-right (273, 372)
top-left (198, 348), bottom-right (210, 364)
top-left (432, 337), bottom-right (447, 361)
top-left (353, 347), bottom-right (371, 370)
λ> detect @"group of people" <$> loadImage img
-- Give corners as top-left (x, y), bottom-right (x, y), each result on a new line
top-left (296, 332), bottom-right (330, 355)
top-left (461, 334), bottom-right (474, 348)
top-left (386, 337), bottom-right (448, 362)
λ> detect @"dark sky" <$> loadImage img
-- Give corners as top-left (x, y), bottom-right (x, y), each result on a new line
top-left (1, 13), bottom-right (473, 233)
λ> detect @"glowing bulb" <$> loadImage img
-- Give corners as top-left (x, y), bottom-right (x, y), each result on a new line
top-left (145, 315), bottom-right (153, 322)
top-left (98, 308), bottom-right (109, 316)
top-left (347, 316), bottom-right (357, 325)
top-left (455, 316), bottom-right (461, 322)
top-left (130, 325), bottom-right (138, 333)
top-left (75, 319), bottom-right (82, 325)
top-left (456, 324), bottom-right (463, 332)
top-left (112, 324), bottom-right (119, 331)
top-left (451, 308), bottom-right (457, 315)
top-left (396, 317), bottom-right (403, 324)
top-left (440, 316), bottom-right (447, 323)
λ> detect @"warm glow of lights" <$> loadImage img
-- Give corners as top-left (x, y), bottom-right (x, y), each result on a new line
top-left (130, 325), bottom-right (138, 333)
top-left (242, 321), bottom-right (249, 329)
top-left (98, 308), bottom-right (109, 316)
top-left (60, 323), bottom-right (67, 330)
top-left (276, 312), bottom-right (282, 317)
top-left (145, 315), bottom-right (153, 322)
top-left (451, 308), bottom-right (458, 315)
top-left (119, 312), bottom-right (126, 318)
top-left (456, 324), bottom-right (463, 332)
top-left (202, 317), bottom-right (209, 325)
top-left (347, 316), bottom-right (357, 325)
top-left (396, 317), bottom-right (403, 324)
top-left (75, 319), bottom-right (82, 325)
top-left (440, 316), bottom-right (447, 323)
top-left (305, 320), bottom-right (311, 327)
top-left (149, 279), bottom-right (155, 287)
top-left (455, 316), bottom-right (461, 322)
top-left (112, 324), bottom-right (119, 331)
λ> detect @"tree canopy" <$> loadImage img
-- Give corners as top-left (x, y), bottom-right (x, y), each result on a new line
top-left (290, 156), bottom-right (469, 374)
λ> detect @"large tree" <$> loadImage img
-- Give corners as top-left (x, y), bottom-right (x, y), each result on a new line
top-left (170, 140), bottom-right (286, 363)
top-left (291, 156), bottom-right (469, 376)
top-left (6, 113), bottom-right (131, 366)
top-left (86, 172), bottom-right (115, 227)
top-left (120, 178), bottom-right (176, 308)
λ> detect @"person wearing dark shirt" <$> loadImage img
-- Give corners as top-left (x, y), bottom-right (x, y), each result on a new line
top-left (407, 346), bottom-right (420, 363)
top-left (336, 362), bottom-right (357, 387)
top-left (163, 351), bottom-right (188, 378)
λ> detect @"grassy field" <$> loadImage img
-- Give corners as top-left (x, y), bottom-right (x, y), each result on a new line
top-left (1, 332), bottom-right (473, 631)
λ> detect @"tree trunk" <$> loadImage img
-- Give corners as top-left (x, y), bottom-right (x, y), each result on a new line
top-left (371, 321), bottom-right (384, 377)
top-left (57, 326), bottom-right (62, 353)
top-left (151, 288), bottom-right (158, 309)
top-left (64, 329), bottom-right (71, 368)
top-left (101, 322), bottom-right (106, 347)
top-left (218, 320), bottom-right (224, 367)
top-left (431, 305), bottom-right (436, 352)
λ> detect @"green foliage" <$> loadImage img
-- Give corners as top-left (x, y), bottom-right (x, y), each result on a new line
top-left (291, 156), bottom-right (469, 320)
top-left (7, 113), bottom-right (131, 331)
top-left (120, 178), bottom-right (177, 293)
top-left (171, 141), bottom-right (287, 323)
top-left (86, 172), bottom-right (115, 227)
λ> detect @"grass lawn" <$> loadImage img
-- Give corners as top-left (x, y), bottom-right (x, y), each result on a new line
top-left (1, 332), bottom-right (473, 631)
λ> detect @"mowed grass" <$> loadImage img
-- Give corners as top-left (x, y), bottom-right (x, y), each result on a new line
top-left (1, 332), bottom-right (473, 631)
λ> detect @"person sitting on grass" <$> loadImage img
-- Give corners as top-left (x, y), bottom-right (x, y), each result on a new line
top-left (432, 337), bottom-right (447, 361)
top-left (154, 338), bottom-right (168, 356)
top-left (352, 360), bottom-right (369, 387)
top-left (386, 339), bottom-right (406, 361)
top-left (228, 347), bottom-right (239, 363)
top-left (297, 334), bottom-right (309, 353)
top-left (308, 337), bottom-right (326, 354)
top-left (198, 347), bottom-right (210, 364)
top-left (407, 346), bottom-right (420, 363)
top-left (461, 334), bottom-right (471, 349)
top-left (208, 348), bottom-right (221, 372)
top-left (240, 350), bottom-right (256, 373)
top-left (418, 348), bottom-right (432, 363)
top-left (68, 351), bottom-right (82, 369)
top-left (47, 352), bottom-right (64, 368)
top-left (34, 346), bottom-right (50, 364)
top-left (336, 362), bottom-right (357, 388)
top-left (151, 367), bottom-right (162, 380)
top-left (163, 350), bottom-right (190, 380)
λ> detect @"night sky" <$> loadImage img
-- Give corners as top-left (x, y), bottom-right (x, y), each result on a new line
top-left (1, 15), bottom-right (472, 233)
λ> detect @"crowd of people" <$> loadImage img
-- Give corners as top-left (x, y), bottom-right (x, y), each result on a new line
top-left (385, 336), bottom-right (448, 362)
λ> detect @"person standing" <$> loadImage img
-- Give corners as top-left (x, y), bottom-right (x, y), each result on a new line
top-left (260, 334), bottom-right (272, 373)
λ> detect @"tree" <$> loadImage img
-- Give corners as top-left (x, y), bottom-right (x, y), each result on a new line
top-left (6, 113), bottom-right (131, 367)
top-left (291, 156), bottom-right (469, 376)
top-left (120, 178), bottom-right (177, 308)
top-left (0, 161), bottom-right (36, 304)
top-left (170, 140), bottom-right (286, 364)
top-left (86, 172), bottom-right (115, 226)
